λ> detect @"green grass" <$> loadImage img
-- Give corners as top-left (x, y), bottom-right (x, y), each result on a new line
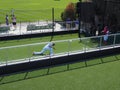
top-left (0, 0), bottom-right (120, 89)
top-left (0, 0), bottom-right (77, 9)
top-left (0, 33), bottom-right (99, 62)
top-left (0, 0), bottom-right (77, 22)
top-left (0, 34), bottom-right (86, 62)
top-left (0, 54), bottom-right (120, 90)
top-left (0, 34), bottom-right (79, 47)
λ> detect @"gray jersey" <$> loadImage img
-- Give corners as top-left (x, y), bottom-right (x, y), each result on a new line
top-left (44, 42), bottom-right (53, 49)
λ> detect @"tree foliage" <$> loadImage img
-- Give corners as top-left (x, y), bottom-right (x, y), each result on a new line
top-left (61, 2), bottom-right (76, 21)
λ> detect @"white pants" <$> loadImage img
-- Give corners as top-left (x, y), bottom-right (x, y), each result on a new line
top-left (34, 47), bottom-right (53, 55)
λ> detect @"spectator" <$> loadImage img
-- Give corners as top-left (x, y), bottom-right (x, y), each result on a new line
top-left (102, 26), bottom-right (109, 45)
top-left (11, 15), bottom-right (17, 30)
top-left (5, 14), bottom-right (9, 26)
top-left (75, 18), bottom-right (79, 30)
top-left (33, 42), bottom-right (55, 56)
top-left (66, 18), bottom-right (71, 30)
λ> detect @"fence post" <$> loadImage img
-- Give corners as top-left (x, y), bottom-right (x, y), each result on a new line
top-left (113, 34), bottom-right (116, 47)
top-left (68, 40), bottom-right (71, 55)
top-left (99, 36), bottom-right (102, 50)
top-left (20, 21), bottom-right (22, 35)
top-left (50, 8), bottom-right (55, 41)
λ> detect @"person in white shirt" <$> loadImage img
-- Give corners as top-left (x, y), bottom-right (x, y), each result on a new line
top-left (33, 42), bottom-right (55, 56)
top-left (11, 15), bottom-right (17, 30)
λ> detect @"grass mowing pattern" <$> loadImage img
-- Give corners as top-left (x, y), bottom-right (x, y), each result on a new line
top-left (0, 34), bottom-right (89, 62)
top-left (0, 0), bottom-right (77, 22)
top-left (0, 34), bottom-right (79, 47)
top-left (0, 54), bottom-right (120, 90)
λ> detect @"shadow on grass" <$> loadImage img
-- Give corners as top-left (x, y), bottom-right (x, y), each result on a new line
top-left (0, 55), bottom-right (120, 85)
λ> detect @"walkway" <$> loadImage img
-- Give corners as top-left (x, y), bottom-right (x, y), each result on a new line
top-left (0, 21), bottom-right (77, 37)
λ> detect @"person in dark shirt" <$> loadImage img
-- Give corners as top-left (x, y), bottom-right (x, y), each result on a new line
top-left (5, 14), bottom-right (9, 26)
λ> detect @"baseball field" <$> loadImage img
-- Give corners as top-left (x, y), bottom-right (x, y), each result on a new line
top-left (0, 33), bottom-right (98, 62)
top-left (0, 0), bottom-right (120, 90)
top-left (0, 0), bottom-right (78, 22)
top-left (0, 54), bottom-right (120, 90)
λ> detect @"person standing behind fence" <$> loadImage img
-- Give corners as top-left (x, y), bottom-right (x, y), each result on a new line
top-left (5, 14), bottom-right (9, 26)
top-left (75, 18), bottom-right (79, 30)
top-left (11, 15), bottom-right (17, 30)
top-left (102, 26), bottom-right (109, 45)
top-left (66, 18), bottom-right (71, 30)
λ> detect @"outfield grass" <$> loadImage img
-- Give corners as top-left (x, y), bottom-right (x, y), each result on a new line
top-left (0, 54), bottom-right (120, 90)
top-left (0, 0), bottom-right (77, 22)
top-left (0, 33), bottom-right (100, 62)
top-left (1, 33), bottom-right (97, 62)
top-left (0, 34), bottom-right (79, 47)
top-left (0, 1), bottom-right (120, 89)
top-left (0, 0), bottom-right (77, 10)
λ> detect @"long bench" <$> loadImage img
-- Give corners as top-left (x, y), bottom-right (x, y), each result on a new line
top-left (27, 24), bottom-right (53, 31)
top-left (0, 26), bottom-right (10, 33)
